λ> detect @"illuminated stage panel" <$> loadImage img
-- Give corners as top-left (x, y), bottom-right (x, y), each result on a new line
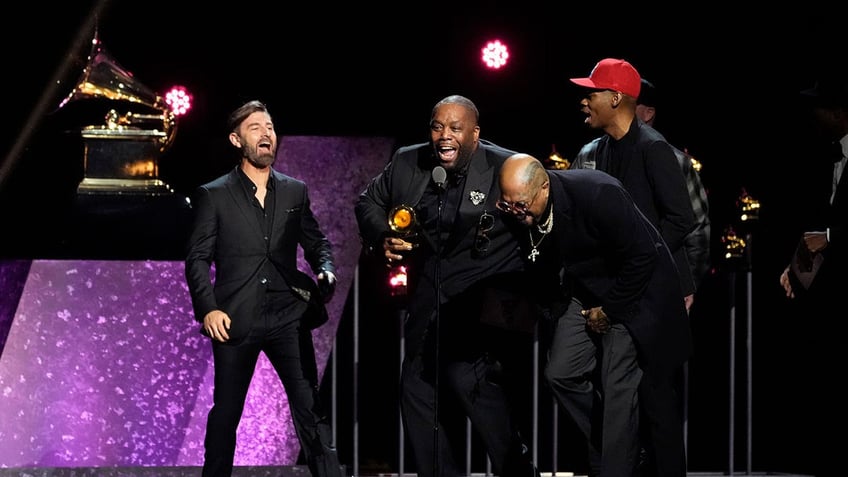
top-left (0, 260), bottom-right (310, 467)
top-left (275, 135), bottom-right (397, 367)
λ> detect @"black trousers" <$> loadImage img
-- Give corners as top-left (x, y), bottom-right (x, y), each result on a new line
top-left (399, 300), bottom-right (536, 477)
top-left (202, 294), bottom-right (341, 477)
top-left (638, 369), bottom-right (686, 477)
top-left (544, 298), bottom-right (642, 477)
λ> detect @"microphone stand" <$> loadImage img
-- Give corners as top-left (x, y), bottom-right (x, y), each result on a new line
top-left (431, 168), bottom-right (446, 477)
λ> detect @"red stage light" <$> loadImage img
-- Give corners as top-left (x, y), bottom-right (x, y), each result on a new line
top-left (165, 85), bottom-right (192, 116)
top-left (481, 39), bottom-right (509, 70)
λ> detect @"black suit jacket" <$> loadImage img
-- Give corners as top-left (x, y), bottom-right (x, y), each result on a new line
top-left (185, 166), bottom-right (335, 341)
top-left (821, 161), bottom-right (847, 290)
top-left (533, 168), bottom-right (692, 377)
top-left (571, 119), bottom-right (697, 297)
top-left (793, 154), bottom-right (847, 303)
top-left (355, 139), bottom-right (530, 356)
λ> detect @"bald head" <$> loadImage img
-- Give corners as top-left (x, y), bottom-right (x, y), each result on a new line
top-left (501, 153), bottom-right (541, 189)
top-left (499, 153), bottom-right (550, 225)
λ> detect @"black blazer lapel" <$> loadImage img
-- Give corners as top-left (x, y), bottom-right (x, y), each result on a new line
top-left (270, 170), bottom-right (289, 239)
top-left (833, 167), bottom-right (847, 210)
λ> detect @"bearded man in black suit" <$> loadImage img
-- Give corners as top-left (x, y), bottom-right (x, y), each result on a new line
top-left (185, 100), bottom-right (341, 477)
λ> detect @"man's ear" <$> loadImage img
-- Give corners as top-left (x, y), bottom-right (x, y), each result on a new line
top-left (228, 132), bottom-right (241, 148)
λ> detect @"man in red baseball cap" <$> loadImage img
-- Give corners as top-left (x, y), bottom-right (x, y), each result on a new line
top-left (569, 57), bottom-right (642, 98)
top-left (543, 58), bottom-right (696, 477)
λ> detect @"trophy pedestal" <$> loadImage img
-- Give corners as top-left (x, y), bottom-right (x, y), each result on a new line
top-left (79, 128), bottom-right (173, 195)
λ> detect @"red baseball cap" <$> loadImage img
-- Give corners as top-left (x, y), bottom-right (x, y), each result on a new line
top-left (570, 58), bottom-right (642, 98)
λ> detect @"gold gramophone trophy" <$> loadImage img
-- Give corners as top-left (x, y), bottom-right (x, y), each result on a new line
top-left (386, 205), bottom-right (418, 296)
top-left (545, 144), bottom-right (571, 170)
top-left (722, 225), bottom-right (747, 261)
top-left (58, 33), bottom-right (178, 195)
top-left (723, 189), bottom-right (760, 267)
top-left (388, 205), bottom-right (417, 237)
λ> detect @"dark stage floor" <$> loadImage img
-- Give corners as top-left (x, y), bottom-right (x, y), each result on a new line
top-left (0, 466), bottom-right (310, 477)
top-left (0, 469), bottom-right (814, 477)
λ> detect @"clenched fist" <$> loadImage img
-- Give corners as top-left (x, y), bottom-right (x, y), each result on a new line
top-left (582, 306), bottom-right (610, 334)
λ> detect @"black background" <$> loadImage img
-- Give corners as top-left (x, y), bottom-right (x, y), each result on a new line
top-left (1, 2), bottom-right (840, 475)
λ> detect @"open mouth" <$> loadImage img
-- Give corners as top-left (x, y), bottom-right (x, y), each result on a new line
top-left (437, 145), bottom-right (457, 162)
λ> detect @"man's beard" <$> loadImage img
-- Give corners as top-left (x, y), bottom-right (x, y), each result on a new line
top-left (451, 144), bottom-right (474, 171)
top-left (244, 144), bottom-right (275, 168)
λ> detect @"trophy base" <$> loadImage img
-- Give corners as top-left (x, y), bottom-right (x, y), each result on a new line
top-left (77, 177), bottom-right (174, 196)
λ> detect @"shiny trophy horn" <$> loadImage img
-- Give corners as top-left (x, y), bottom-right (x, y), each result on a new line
top-left (59, 32), bottom-right (177, 195)
top-left (388, 204), bottom-right (418, 237)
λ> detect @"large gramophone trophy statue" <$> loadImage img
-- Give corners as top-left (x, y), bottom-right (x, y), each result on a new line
top-left (58, 33), bottom-right (190, 195)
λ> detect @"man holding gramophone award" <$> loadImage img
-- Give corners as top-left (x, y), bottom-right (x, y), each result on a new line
top-left (355, 95), bottom-right (539, 477)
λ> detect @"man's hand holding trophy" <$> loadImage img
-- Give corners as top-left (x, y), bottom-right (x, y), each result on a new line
top-left (384, 205), bottom-right (418, 296)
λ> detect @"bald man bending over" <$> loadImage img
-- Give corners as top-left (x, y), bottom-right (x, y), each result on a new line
top-left (497, 154), bottom-right (691, 477)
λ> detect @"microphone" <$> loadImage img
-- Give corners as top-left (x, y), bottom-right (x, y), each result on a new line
top-left (432, 166), bottom-right (447, 190)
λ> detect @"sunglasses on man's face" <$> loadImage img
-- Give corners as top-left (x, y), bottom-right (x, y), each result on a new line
top-left (496, 187), bottom-right (540, 220)
top-left (495, 200), bottom-right (531, 217)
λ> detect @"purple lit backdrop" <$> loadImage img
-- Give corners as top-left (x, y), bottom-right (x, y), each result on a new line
top-left (0, 136), bottom-right (393, 468)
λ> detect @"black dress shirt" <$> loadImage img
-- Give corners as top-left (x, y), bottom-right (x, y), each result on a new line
top-left (236, 169), bottom-right (296, 301)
